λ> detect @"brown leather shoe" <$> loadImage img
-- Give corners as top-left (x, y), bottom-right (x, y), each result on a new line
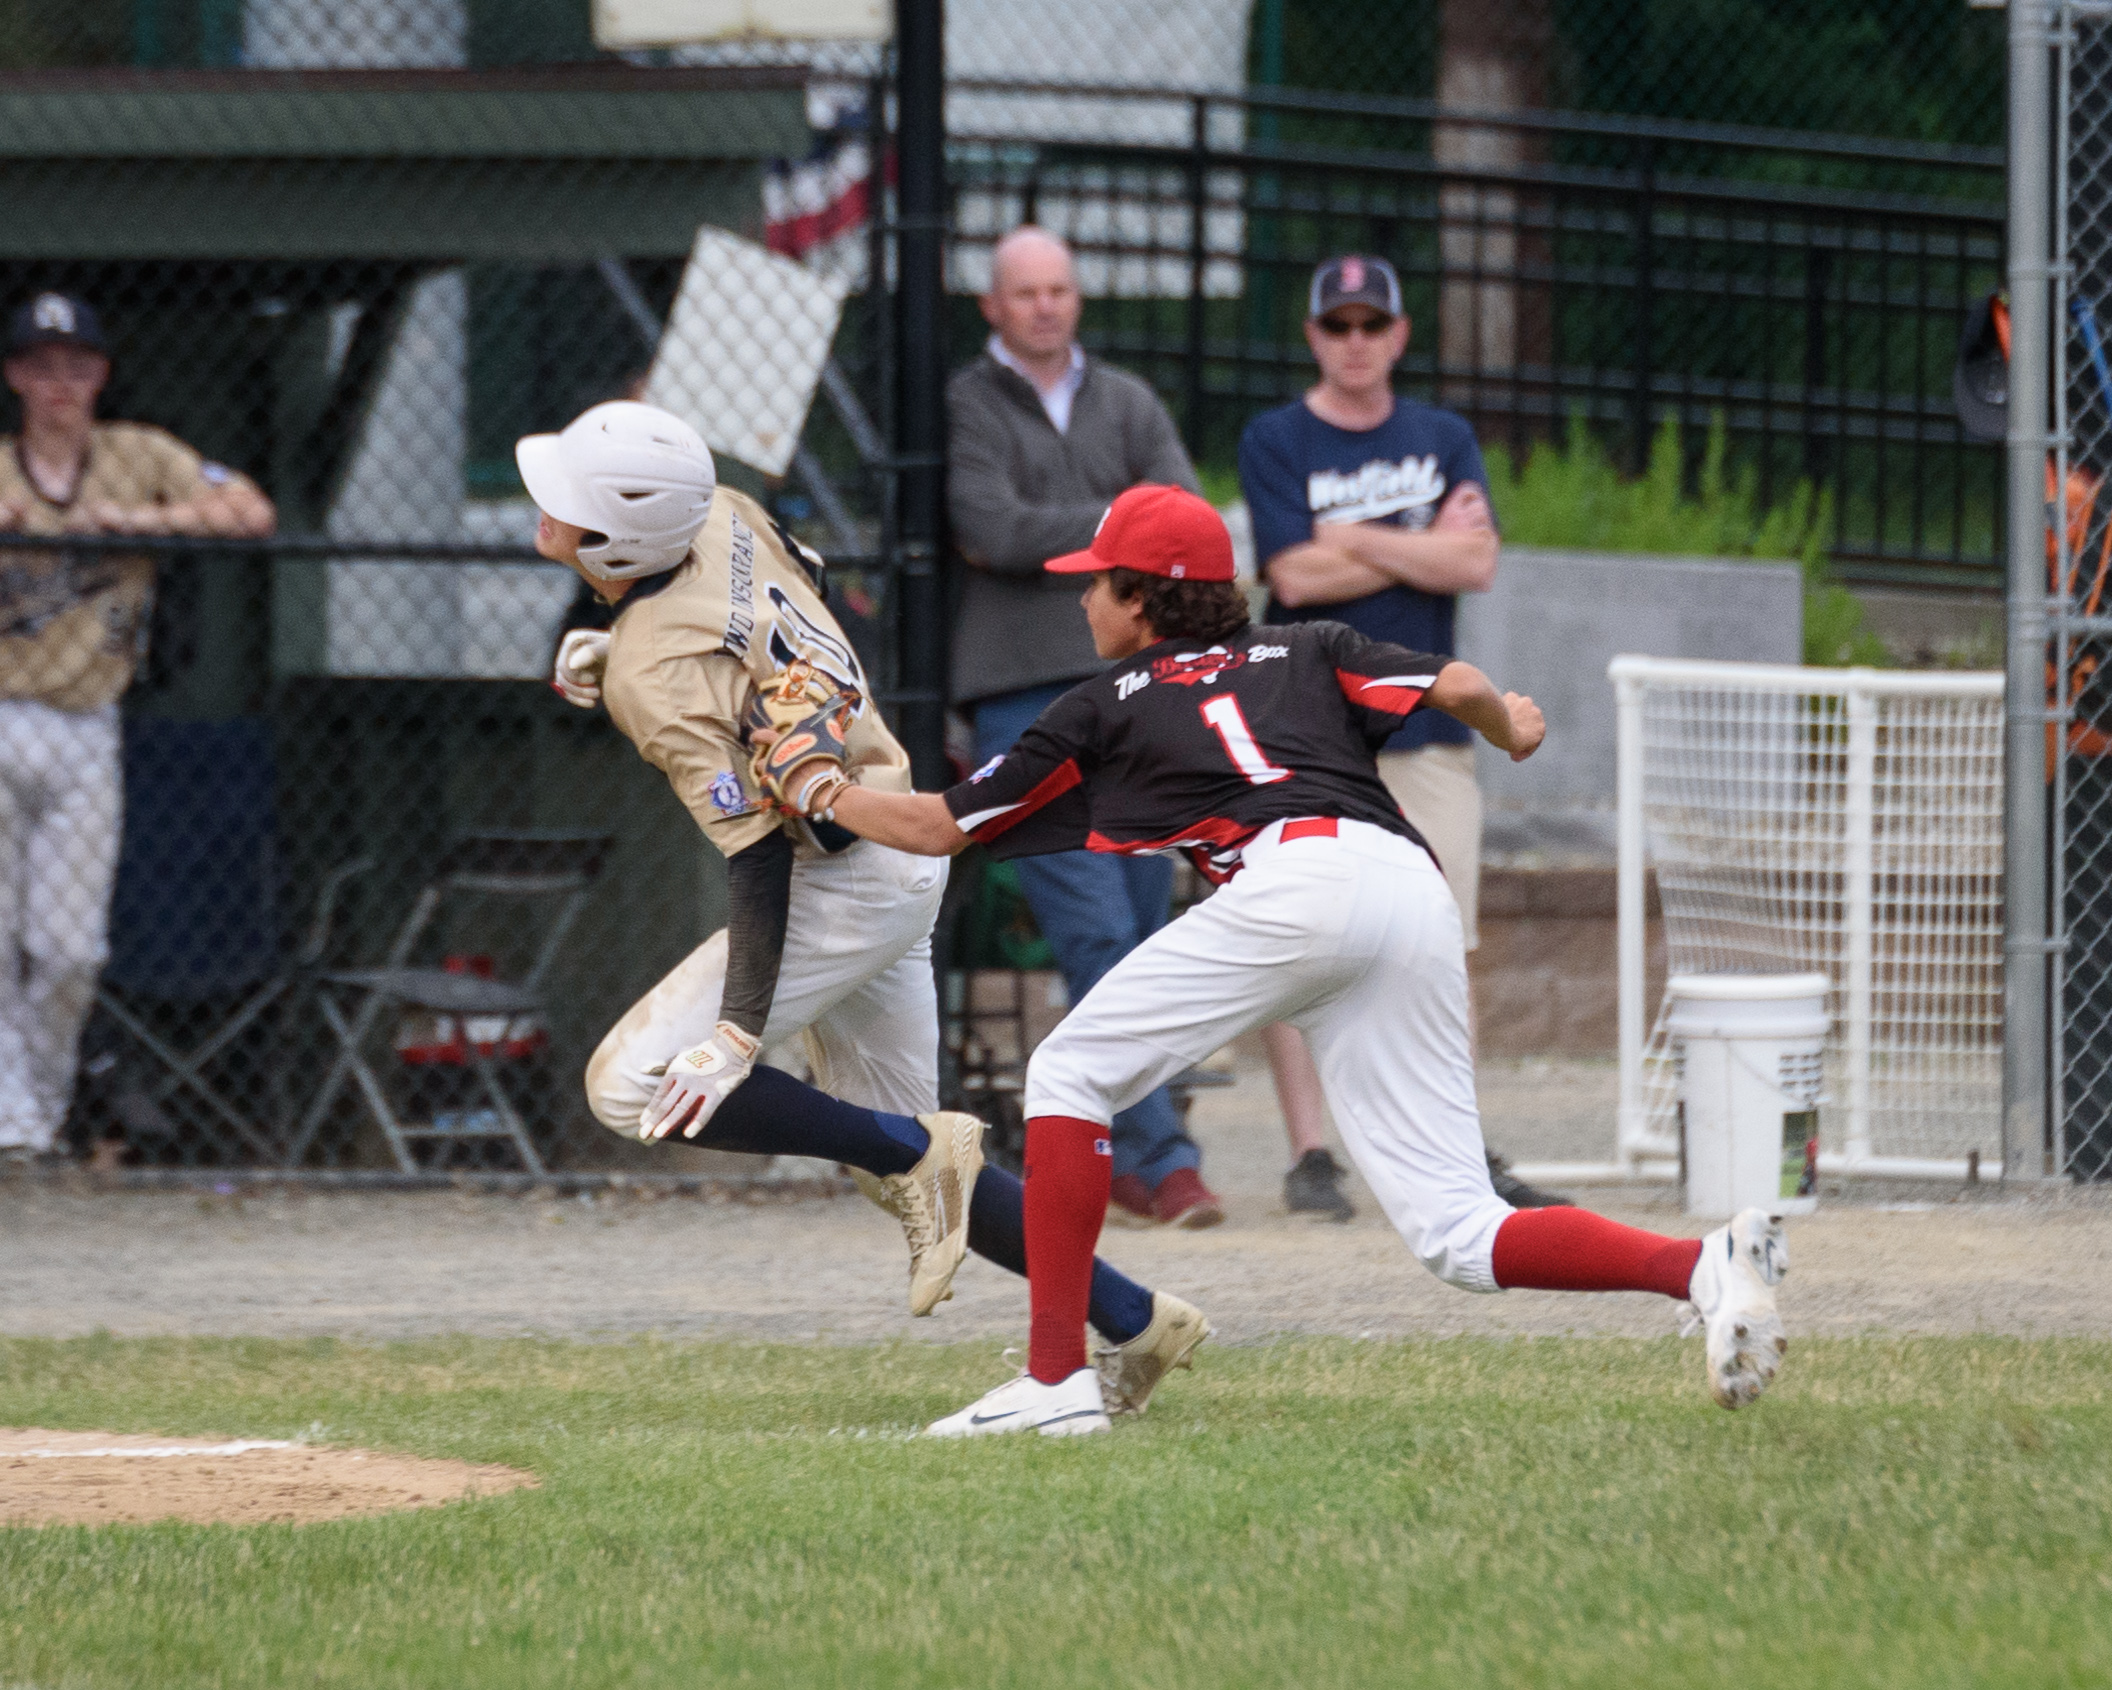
top-left (1151, 1166), bottom-right (1225, 1229)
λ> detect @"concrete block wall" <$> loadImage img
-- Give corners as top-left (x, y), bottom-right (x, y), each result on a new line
top-left (1468, 869), bottom-right (1665, 1057)
top-left (1458, 546), bottom-right (1802, 864)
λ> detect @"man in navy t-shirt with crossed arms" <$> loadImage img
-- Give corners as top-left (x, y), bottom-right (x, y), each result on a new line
top-left (1239, 253), bottom-right (1563, 1219)
top-left (756, 483), bottom-right (1792, 1437)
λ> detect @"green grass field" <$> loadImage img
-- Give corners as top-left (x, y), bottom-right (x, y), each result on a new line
top-left (3, 1334), bottom-right (2109, 1689)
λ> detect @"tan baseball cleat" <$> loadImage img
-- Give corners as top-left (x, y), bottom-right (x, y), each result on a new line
top-left (862, 1111), bottom-right (985, 1317)
top-left (1094, 1291), bottom-right (1212, 1416)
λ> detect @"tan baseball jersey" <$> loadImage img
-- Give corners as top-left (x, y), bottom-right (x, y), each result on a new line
top-left (0, 422), bottom-right (222, 711)
top-left (602, 487), bottom-right (911, 859)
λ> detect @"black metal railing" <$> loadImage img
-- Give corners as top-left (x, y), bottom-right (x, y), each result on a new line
top-left (945, 83), bottom-right (2006, 588)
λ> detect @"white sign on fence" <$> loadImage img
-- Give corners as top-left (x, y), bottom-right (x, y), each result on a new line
top-left (594, 0), bottom-right (886, 48)
top-left (644, 225), bottom-right (851, 479)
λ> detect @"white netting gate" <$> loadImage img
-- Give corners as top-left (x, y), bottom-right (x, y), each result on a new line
top-left (1613, 657), bottom-right (2005, 1179)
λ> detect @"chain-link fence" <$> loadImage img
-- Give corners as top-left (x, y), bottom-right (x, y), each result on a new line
top-left (7, 0), bottom-right (2007, 142)
top-left (689, 7), bottom-right (2007, 587)
top-left (1245, 0), bottom-right (2006, 149)
top-left (2053, 0), bottom-right (2112, 1184)
top-left (0, 0), bottom-right (2014, 1175)
top-left (0, 2), bottom-right (899, 1173)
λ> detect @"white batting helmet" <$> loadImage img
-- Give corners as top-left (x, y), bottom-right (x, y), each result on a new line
top-left (515, 401), bottom-right (715, 583)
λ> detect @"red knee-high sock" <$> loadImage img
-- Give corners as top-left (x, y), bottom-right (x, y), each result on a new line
top-left (1023, 1115), bottom-right (1112, 1383)
top-left (1491, 1208), bottom-right (1703, 1299)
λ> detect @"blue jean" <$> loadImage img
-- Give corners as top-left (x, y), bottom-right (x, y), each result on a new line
top-left (974, 683), bottom-right (1200, 1187)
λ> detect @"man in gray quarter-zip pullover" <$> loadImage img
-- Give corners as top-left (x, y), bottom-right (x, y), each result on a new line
top-left (946, 226), bottom-right (1222, 1228)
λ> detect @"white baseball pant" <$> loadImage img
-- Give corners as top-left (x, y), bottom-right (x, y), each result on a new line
top-left (0, 701), bottom-right (123, 1153)
top-left (586, 839), bottom-right (948, 1132)
top-left (1025, 817), bottom-right (1514, 1291)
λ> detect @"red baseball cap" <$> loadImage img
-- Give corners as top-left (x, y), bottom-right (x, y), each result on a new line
top-left (1045, 484), bottom-right (1235, 582)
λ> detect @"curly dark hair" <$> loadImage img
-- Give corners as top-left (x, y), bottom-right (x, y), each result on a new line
top-left (1107, 569), bottom-right (1251, 643)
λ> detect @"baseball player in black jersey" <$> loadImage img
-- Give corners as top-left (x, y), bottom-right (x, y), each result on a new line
top-left (764, 485), bottom-right (1790, 1437)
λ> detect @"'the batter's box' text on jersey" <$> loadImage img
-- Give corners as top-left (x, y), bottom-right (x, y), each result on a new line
top-left (941, 620), bottom-right (1449, 882)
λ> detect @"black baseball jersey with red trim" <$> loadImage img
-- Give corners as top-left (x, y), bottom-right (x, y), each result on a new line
top-left (942, 620), bottom-right (1452, 881)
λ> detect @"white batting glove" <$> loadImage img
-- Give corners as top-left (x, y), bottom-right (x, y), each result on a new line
top-left (552, 628), bottom-right (611, 709)
top-left (638, 1021), bottom-right (761, 1142)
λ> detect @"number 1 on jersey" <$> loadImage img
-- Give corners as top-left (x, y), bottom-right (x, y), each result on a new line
top-left (1200, 694), bottom-right (1292, 785)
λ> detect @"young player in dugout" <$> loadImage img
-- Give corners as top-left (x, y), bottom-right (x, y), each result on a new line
top-left (515, 401), bottom-right (1208, 1416)
top-left (0, 292), bottom-right (275, 1166)
top-left (759, 483), bottom-right (1791, 1438)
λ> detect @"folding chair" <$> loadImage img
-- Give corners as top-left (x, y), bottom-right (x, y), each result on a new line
top-left (90, 716), bottom-right (376, 1163)
top-left (95, 858), bottom-right (372, 1161)
top-left (285, 830), bottom-right (612, 1173)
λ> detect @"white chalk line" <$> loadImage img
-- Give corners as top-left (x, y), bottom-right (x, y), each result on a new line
top-left (9, 1441), bottom-right (298, 1460)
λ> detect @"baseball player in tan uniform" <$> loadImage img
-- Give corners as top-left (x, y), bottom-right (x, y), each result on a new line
top-left (514, 402), bottom-right (1208, 1406)
top-left (0, 293), bottom-right (273, 1161)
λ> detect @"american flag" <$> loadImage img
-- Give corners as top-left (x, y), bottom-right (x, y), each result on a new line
top-left (764, 88), bottom-right (886, 263)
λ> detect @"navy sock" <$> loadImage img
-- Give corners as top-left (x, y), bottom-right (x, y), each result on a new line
top-left (697, 1068), bottom-right (1156, 1345)
top-left (696, 1065), bottom-right (928, 1177)
top-left (969, 1161), bottom-right (1156, 1346)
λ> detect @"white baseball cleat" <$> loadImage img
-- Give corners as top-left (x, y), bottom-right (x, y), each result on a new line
top-left (860, 1111), bottom-right (985, 1317)
top-left (1094, 1292), bottom-right (1212, 1416)
top-left (1685, 1207), bottom-right (1790, 1410)
top-left (924, 1366), bottom-right (1111, 1439)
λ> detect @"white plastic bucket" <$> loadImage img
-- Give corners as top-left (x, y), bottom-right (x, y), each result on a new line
top-left (1667, 973), bottom-right (1828, 1218)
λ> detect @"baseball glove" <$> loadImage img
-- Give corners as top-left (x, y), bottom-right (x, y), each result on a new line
top-left (744, 661), bottom-right (860, 819)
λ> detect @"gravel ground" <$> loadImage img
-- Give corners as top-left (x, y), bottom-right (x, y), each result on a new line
top-left (3, 1058), bottom-right (2108, 1347)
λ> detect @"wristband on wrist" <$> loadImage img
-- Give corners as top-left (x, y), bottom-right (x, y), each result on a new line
top-left (792, 766), bottom-right (852, 820)
top-left (713, 1020), bottom-right (761, 1061)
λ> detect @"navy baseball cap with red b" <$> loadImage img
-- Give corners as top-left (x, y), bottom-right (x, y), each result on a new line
top-left (5, 293), bottom-right (108, 359)
top-left (1045, 484), bottom-right (1235, 582)
top-left (1309, 254), bottom-right (1402, 320)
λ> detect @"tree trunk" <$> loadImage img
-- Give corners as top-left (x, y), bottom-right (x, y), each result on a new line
top-left (1434, 0), bottom-right (1554, 431)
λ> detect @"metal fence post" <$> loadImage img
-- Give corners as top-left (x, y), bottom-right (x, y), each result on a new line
top-left (892, 0), bottom-right (950, 790)
top-left (1802, 246), bottom-right (1833, 485)
top-left (1186, 92), bottom-right (1210, 441)
top-left (1614, 660), bottom-right (1648, 1166)
top-left (1627, 137), bottom-right (1659, 474)
top-left (2005, 0), bottom-right (2055, 1182)
top-left (868, 65), bottom-right (892, 430)
top-left (1843, 675), bottom-right (1878, 1165)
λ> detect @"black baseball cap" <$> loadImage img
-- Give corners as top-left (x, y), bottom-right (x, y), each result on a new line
top-left (5, 293), bottom-right (108, 359)
top-left (1309, 255), bottom-right (1403, 321)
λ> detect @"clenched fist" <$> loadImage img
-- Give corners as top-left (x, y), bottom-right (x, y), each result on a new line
top-left (552, 628), bottom-right (611, 709)
top-left (1501, 691), bottom-right (1545, 762)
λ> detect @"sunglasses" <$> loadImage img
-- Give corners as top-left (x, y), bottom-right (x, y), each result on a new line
top-left (1316, 314), bottom-right (1398, 338)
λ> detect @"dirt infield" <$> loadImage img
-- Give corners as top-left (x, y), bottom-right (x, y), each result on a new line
top-left (0, 1427), bottom-right (535, 1527)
